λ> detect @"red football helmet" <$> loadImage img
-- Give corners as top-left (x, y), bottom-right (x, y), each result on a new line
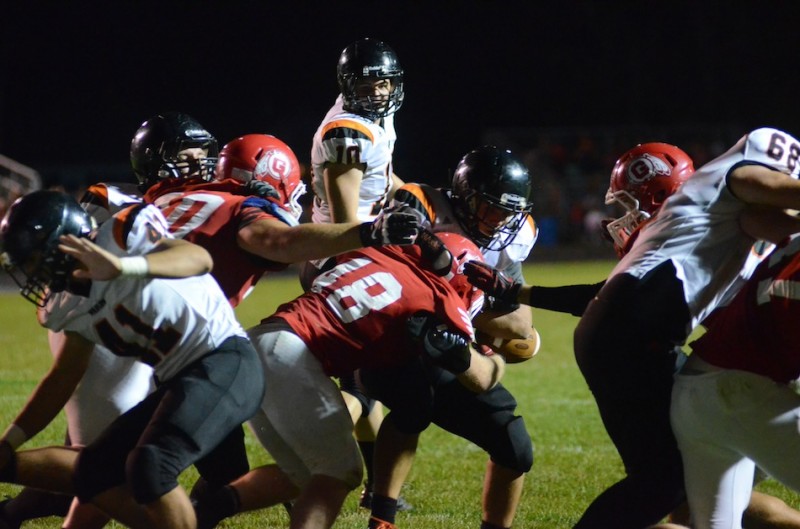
top-left (216, 134), bottom-right (306, 219)
top-left (604, 142), bottom-right (694, 254)
top-left (437, 231), bottom-right (485, 311)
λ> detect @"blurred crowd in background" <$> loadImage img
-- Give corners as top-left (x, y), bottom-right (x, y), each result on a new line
top-left (0, 123), bottom-right (743, 259)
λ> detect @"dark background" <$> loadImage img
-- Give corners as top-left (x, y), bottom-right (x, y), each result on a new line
top-left (1, 1), bottom-right (798, 187)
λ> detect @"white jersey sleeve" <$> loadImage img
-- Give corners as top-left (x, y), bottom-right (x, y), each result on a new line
top-left (310, 96), bottom-right (397, 223)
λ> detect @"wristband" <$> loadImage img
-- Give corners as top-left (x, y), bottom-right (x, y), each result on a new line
top-left (119, 256), bottom-right (149, 277)
top-left (1, 424), bottom-right (28, 450)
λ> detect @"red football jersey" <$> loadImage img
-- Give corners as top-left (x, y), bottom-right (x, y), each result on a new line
top-left (146, 178), bottom-right (288, 307)
top-left (269, 244), bottom-right (479, 377)
top-left (691, 236), bottom-right (800, 384)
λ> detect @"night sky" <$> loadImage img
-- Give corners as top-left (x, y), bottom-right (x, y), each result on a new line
top-left (2, 1), bottom-right (799, 185)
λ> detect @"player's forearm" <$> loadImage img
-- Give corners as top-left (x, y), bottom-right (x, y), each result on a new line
top-left (253, 222), bottom-right (364, 264)
top-left (729, 164), bottom-right (800, 209)
top-left (525, 282), bottom-right (604, 316)
top-left (8, 371), bottom-right (82, 447)
top-left (144, 238), bottom-right (213, 278)
top-left (474, 304), bottom-right (532, 340)
top-left (457, 350), bottom-right (505, 393)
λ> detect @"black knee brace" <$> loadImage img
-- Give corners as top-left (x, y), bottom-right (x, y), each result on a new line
top-left (0, 448), bottom-right (17, 483)
top-left (486, 415), bottom-right (533, 473)
top-left (127, 444), bottom-right (179, 504)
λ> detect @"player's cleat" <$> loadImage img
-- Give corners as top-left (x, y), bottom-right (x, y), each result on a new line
top-left (359, 485), bottom-right (413, 511)
top-left (368, 516), bottom-right (398, 529)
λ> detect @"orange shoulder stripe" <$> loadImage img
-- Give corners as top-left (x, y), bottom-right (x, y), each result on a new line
top-left (400, 184), bottom-right (436, 222)
top-left (321, 119), bottom-right (375, 144)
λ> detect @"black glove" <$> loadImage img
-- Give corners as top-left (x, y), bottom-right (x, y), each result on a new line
top-left (359, 206), bottom-right (422, 246)
top-left (245, 179), bottom-right (281, 201)
top-left (416, 229), bottom-right (453, 277)
top-left (407, 311), bottom-right (471, 374)
top-left (463, 261), bottom-right (521, 305)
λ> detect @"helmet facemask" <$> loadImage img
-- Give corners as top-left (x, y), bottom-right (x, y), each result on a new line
top-left (456, 191), bottom-right (531, 252)
top-left (155, 140), bottom-right (219, 182)
top-left (603, 189), bottom-right (650, 252)
top-left (2, 231), bottom-right (77, 307)
top-left (340, 76), bottom-right (404, 121)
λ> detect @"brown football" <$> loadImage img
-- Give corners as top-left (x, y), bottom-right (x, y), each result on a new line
top-left (477, 327), bottom-right (541, 364)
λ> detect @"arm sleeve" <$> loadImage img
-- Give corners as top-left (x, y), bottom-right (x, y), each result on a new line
top-left (527, 281), bottom-right (605, 316)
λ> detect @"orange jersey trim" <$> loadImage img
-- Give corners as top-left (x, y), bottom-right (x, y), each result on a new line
top-left (321, 119), bottom-right (375, 144)
top-left (112, 204), bottom-right (140, 249)
top-left (400, 184), bottom-right (437, 222)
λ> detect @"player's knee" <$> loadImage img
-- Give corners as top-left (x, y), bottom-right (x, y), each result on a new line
top-left (311, 445), bottom-right (363, 491)
top-left (126, 444), bottom-right (180, 504)
top-left (487, 415), bottom-right (533, 473)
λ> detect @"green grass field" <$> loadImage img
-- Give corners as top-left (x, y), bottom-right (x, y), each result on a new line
top-left (1, 260), bottom-right (798, 528)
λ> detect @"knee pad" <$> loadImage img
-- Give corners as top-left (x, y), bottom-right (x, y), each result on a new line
top-left (126, 445), bottom-right (180, 504)
top-left (487, 416), bottom-right (533, 473)
top-left (0, 449), bottom-right (16, 482)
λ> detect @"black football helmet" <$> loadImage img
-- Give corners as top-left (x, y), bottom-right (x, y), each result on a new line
top-left (0, 190), bottom-right (93, 306)
top-left (130, 111), bottom-right (219, 189)
top-left (450, 146), bottom-right (533, 251)
top-left (337, 38), bottom-right (404, 121)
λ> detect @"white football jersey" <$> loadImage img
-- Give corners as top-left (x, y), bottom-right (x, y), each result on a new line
top-left (310, 95), bottom-right (396, 223)
top-left (613, 127), bottom-right (800, 328)
top-left (389, 183), bottom-right (538, 271)
top-left (38, 204), bottom-right (246, 382)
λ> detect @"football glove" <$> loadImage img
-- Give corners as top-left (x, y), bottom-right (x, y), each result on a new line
top-left (463, 260), bottom-right (521, 306)
top-left (359, 205), bottom-right (422, 246)
top-left (245, 179), bottom-right (281, 201)
top-left (407, 311), bottom-right (471, 374)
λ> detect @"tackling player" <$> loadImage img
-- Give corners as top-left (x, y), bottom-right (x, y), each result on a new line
top-left (192, 232), bottom-right (505, 529)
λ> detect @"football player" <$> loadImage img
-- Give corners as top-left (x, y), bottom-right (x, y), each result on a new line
top-left (306, 37), bottom-right (410, 510)
top-left (467, 134), bottom-right (800, 529)
top-left (0, 190), bottom-right (264, 529)
top-left (191, 232), bottom-right (505, 529)
top-left (358, 145), bottom-right (538, 529)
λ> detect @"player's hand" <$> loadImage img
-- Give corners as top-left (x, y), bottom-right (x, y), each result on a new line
top-left (244, 179), bottom-right (281, 201)
top-left (359, 205), bottom-right (422, 247)
top-left (407, 311), bottom-right (471, 374)
top-left (58, 234), bottom-right (125, 281)
top-left (463, 260), bottom-right (521, 304)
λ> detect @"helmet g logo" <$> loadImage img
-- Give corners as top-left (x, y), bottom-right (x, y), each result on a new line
top-left (626, 153), bottom-right (671, 184)
top-left (255, 149), bottom-right (291, 180)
